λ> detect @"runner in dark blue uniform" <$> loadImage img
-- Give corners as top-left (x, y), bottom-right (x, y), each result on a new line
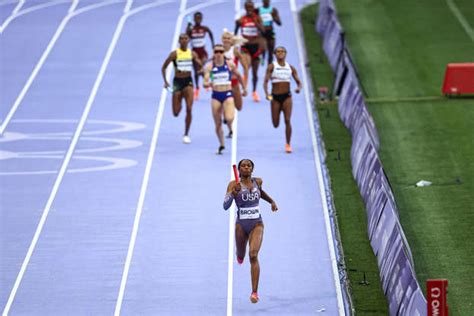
top-left (223, 159), bottom-right (278, 303)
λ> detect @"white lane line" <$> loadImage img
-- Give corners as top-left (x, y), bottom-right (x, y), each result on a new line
top-left (11, 0), bottom-right (25, 15)
top-left (0, 0), bottom-right (70, 33)
top-left (234, 0), bottom-right (240, 19)
top-left (226, 114), bottom-right (238, 316)
top-left (226, 2), bottom-right (241, 314)
top-left (113, 0), bottom-right (227, 314)
top-left (0, 0), bottom-right (24, 30)
top-left (0, 0), bottom-right (127, 135)
top-left (289, 0), bottom-right (345, 314)
top-left (71, 0), bottom-right (123, 17)
top-left (1, 1), bottom-right (134, 314)
top-left (446, 0), bottom-right (474, 42)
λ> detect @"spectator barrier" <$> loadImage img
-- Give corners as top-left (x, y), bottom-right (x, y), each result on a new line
top-left (316, 1), bottom-right (427, 314)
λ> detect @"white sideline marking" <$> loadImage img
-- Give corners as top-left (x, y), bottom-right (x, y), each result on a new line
top-left (0, 0), bottom-right (127, 135)
top-left (289, 0), bottom-right (345, 314)
top-left (113, 0), bottom-right (226, 315)
top-left (1, 1), bottom-right (134, 314)
top-left (446, 0), bottom-right (474, 42)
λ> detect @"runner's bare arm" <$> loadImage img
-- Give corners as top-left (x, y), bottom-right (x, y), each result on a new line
top-left (203, 63), bottom-right (212, 89)
top-left (290, 65), bottom-right (302, 93)
top-left (161, 51), bottom-right (176, 88)
top-left (234, 18), bottom-right (241, 35)
top-left (263, 63), bottom-right (274, 99)
top-left (256, 178), bottom-right (278, 211)
top-left (205, 26), bottom-right (215, 47)
top-left (272, 8), bottom-right (282, 26)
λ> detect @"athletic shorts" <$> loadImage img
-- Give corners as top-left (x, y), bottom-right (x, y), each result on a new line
top-left (212, 90), bottom-right (233, 103)
top-left (192, 47), bottom-right (208, 60)
top-left (263, 29), bottom-right (275, 40)
top-left (241, 43), bottom-right (261, 59)
top-left (173, 76), bottom-right (193, 92)
top-left (272, 91), bottom-right (292, 104)
top-left (236, 218), bottom-right (263, 235)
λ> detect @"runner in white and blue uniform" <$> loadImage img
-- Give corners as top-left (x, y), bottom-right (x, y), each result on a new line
top-left (204, 44), bottom-right (246, 154)
top-left (223, 159), bottom-right (278, 304)
top-left (257, 0), bottom-right (281, 65)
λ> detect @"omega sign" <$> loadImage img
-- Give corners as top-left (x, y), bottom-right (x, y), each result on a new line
top-left (427, 279), bottom-right (448, 316)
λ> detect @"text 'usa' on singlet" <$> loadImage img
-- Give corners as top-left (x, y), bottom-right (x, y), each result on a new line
top-left (175, 48), bottom-right (193, 72)
top-left (241, 15), bottom-right (259, 39)
top-left (190, 26), bottom-right (206, 48)
top-left (258, 6), bottom-right (273, 27)
top-left (211, 61), bottom-right (232, 86)
top-left (235, 178), bottom-right (261, 220)
top-left (271, 61), bottom-right (292, 83)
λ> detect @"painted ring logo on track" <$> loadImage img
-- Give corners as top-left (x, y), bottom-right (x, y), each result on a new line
top-left (0, 119), bottom-right (146, 175)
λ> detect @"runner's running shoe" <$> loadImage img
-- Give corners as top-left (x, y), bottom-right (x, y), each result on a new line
top-left (194, 88), bottom-right (200, 100)
top-left (250, 292), bottom-right (259, 303)
top-left (252, 91), bottom-right (260, 102)
top-left (183, 135), bottom-right (191, 144)
top-left (285, 143), bottom-right (292, 153)
top-left (216, 145), bottom-right (225, 155)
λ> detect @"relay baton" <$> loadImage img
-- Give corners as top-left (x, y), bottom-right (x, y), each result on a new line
top-left (232, 164), bottom-right (239, 183)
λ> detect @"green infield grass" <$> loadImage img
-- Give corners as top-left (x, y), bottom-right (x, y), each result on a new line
top-left (302, 0), bottom-right (474, 314)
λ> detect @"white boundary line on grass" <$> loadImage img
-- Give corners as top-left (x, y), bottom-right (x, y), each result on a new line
top-left (113, 1), bottom-right (227, 315)
top-left (446, 0), bottom-right (474, 42)
top-left (289, 0), bottom-right (345, 314)
top-left (1, 0), bottom-right (134, 314)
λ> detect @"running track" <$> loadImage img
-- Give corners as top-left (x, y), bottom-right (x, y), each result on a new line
top-left (0, 0), bottom-right (344, 315)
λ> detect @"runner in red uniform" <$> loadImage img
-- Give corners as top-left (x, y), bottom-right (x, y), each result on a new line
top-left (235, 1), bottom-right (265, 102)
top-left (186, 11), bottom-right (214, 100)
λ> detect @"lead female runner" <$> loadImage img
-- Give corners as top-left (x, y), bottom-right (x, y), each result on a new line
top-left (223, 159), bottom-right (278, 303)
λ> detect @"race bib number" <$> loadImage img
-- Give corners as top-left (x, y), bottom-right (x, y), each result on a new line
top-left (242, 26), bottom-right (258, 37)
top-left (238, 206), bottom-right (260, 219)
top-left (261, 13), bottom-right (272, 23)
top-left (177, 60), bottom-right (193, 72)
top-left (192, 37), bottom-right (205, 48)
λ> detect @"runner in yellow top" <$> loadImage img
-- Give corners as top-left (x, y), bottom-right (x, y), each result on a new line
top-left (162, 33), bottom-right (202, 144)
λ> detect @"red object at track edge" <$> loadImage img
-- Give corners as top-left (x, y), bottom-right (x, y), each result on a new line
top-left (427, 279), bottom-right (448, 316)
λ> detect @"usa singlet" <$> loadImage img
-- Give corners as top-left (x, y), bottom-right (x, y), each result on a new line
top-left (235, 178), bottom-right (262, 234)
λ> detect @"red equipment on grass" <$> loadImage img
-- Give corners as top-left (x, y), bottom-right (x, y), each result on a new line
top-left (442, 63), bottom-right (474, 96)
top-left (427, 279), bottom-right (448, 316)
